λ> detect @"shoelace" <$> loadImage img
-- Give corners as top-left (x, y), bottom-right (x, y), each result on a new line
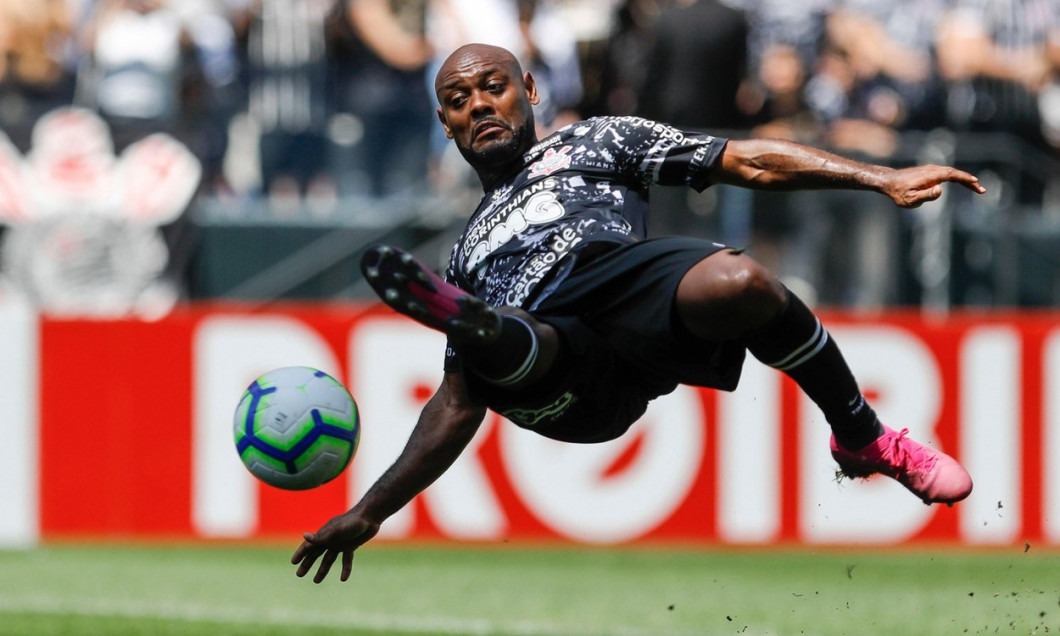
top-left (883, 428), bottom-right (938, 479)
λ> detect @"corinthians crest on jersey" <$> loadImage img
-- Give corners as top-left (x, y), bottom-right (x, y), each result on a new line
top-left (446, 116), bottom-right (728, 309)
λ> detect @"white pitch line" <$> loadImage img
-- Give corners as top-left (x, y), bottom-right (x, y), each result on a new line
top-left (0, 595), bottom-right (741, 636)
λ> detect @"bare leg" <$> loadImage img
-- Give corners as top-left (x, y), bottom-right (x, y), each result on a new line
top-left (674, 249), bottom-right (786, 342)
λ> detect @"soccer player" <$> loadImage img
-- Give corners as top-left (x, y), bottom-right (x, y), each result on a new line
top-left (293, 43), bottom-right (982, 583)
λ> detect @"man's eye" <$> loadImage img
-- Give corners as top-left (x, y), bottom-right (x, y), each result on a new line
top-left (450, 95), bottom-right (467, 107)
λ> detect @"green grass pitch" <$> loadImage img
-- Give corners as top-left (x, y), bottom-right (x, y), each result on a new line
top-left (0, 543), bottom-right (1057, 635)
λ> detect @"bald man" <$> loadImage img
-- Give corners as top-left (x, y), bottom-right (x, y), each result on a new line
top-left (293, 44), bottom-right (982, 583)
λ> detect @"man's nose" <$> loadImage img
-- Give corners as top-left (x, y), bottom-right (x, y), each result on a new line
top-left (469, 90), bottom-right (494, 116)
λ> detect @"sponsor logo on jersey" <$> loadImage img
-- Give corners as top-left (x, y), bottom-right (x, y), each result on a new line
top-left (465, 188), bottom-right (566, 278)
top-left (528, 146), bottom-right (573, 179)
top-left (504, 225), bottom-right (583, 306)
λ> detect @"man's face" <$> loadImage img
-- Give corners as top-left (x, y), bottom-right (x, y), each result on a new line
top-left (435, 48), bottom-right (539, 169)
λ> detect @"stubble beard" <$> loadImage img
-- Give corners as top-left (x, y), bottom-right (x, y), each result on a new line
top-left (458, 118), bottom-right (536, 174)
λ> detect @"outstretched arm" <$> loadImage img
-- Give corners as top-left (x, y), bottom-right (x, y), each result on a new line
top-left (291, 371), bottom-right (487, 583)
top-left (712, 138), bottom-right (985, 208)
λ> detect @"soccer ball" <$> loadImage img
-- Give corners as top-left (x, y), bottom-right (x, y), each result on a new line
top-left (233, 366), bottom-right (360, 490)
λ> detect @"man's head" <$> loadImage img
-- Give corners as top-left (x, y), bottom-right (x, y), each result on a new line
top-left (434, 44), bottom-right (540, 175)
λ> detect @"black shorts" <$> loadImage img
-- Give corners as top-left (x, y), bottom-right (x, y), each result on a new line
top-left (461, 237), bottom-right (747, 443)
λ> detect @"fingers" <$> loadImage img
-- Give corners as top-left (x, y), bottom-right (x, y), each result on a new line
top-left (291, 514), bottom-right (377, 582)
top-left (293, 531), bottom-right (357, 583)
top-left (340, 550), bottom-right (355, 582)
top-left (314, 549), bottom-right (340, 584)
top-left (290, 533), bottom-right (316, 565)
top-left (294, 531), bottom-right (333, 580)
top-left (895, 166), bottom-right (986, 208)
top-left (960, 177), bottom-right (986, 194)
top-left (945, 168), bottom-right (986, 194)
top-left (294, 543), bottom-right (324, 579)
top-left (293, 544), bottom-right (341, 584)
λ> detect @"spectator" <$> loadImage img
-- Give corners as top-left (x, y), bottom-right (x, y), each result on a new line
top-left (824, 0), bottom-right (949, 133)
top-left (804, 47), bottom-right (900, 159)
top-left (547, 0), bottom-right (622, 119)
top-left (772, 40), bottom-right (905, 308)
top-left (77, 0), bottom-right (236, 188)
top-left (730, 0), bottom-right (833, 142)
top-left (80, 0), bottom-right (186, 143)
top-left (517, 0), bottom-right (583, 135)
top-left (336, 0), bottom-right (433, 198)
top-left (637, 0), bottom-right (749, 131)
top-left (172, 0), bottom-right (241, 191)
top-left (708, 0), bottom-right (831, 302)
top-left (230, 0), bottom-right (336, 210)
top-left (593, 0), bottom-right (668, 117)
top-left (0, 0), bottom-right (77, 151)
top-left (937, 0), bottom-right (1060, 151)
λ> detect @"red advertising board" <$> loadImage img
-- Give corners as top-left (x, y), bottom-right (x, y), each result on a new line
top-left (7, 304), bottom-right (1060, 547)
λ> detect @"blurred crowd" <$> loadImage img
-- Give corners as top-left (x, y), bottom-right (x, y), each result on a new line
top-left (1, 0), bottom-right (1059, 306)
top-left (2, 0), bottom-right (1057, 201)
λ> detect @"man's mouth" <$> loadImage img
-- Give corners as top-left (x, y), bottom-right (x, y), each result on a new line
top-left (473, 121), bottom-right (508, 142)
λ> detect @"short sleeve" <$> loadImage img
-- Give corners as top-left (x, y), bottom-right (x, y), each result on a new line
top-left (603, 117), bottom-right (728, 192)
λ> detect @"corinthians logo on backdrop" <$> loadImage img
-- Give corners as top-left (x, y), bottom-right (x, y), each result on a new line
top-left (0, 108), bottom-right (201, 318)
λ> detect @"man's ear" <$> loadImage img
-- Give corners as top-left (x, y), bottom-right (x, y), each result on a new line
top-left (523, 71), bottom-right (540, 106)
top-left (436, 107), bottom-right (453, 139)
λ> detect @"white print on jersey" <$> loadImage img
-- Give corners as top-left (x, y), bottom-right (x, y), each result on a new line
top-left (466, 187), bottom-right (566, 279)
top-left (505, 225), bottom-right (583, 307)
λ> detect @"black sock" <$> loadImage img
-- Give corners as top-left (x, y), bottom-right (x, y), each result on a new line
top-left (744, 289), bottom-right (883, 450)
top-left (462, 315), bottom-right (539, 386)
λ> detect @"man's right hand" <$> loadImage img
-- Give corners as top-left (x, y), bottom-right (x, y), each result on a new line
top-left (291, 510), bottom-right (380, 583)
top-left (290, 373), bottom-right (487, 583)
top-left (881, 164), bottom-right (985, 208)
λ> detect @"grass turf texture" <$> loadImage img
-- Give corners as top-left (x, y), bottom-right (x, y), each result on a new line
top-left (0, 544), bottom-right (1057, 635)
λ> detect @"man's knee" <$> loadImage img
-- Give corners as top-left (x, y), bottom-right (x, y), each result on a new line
top-left (680, 251), bottom-right (784, 306)
top-left (675, 251), bottom-right (787, 340)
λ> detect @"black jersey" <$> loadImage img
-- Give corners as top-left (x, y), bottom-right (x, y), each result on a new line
top-left (445, 116), bottom-right (728, 309)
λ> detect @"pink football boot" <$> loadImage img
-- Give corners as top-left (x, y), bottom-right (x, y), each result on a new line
top-left (360, 244), bottom-right (502, 343)
top-left (830, 425), bottom-right (973, 505)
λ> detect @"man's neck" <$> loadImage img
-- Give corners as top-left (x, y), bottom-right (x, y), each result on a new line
top-left (474, 143), bottom-right (539, 191)
top-left (477, 162), bottom-right (521, 191)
